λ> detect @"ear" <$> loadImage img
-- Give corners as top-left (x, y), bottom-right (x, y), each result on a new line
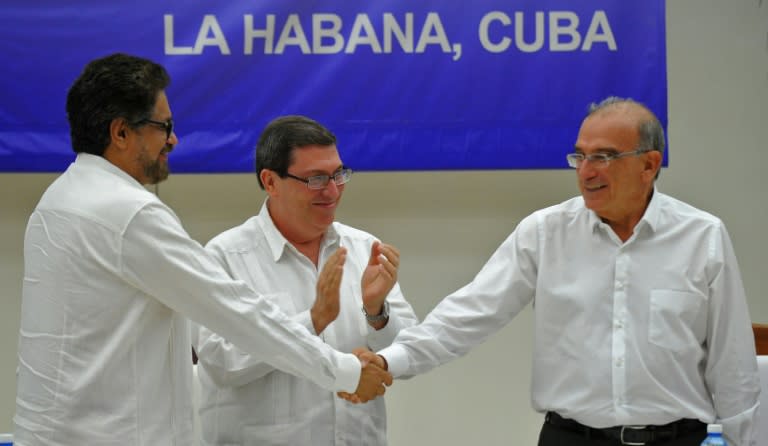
top-left (109, 118), bottom-right (130, 150)
top-left (643, 150), bottom-right (663, 181)
top-left (260, 169), bottom-right (279, 195)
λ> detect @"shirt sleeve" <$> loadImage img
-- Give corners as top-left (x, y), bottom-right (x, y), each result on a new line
top-left (119, 202), bottom-right (361, 393)
top-left (704, 223), bottom-right (760, 446)
top-left (379, 215), bottom-right (539, 378)
top-left (193, 239), bottom-right (322, 387)
top-left (194, 311), bottom-right (309, 387)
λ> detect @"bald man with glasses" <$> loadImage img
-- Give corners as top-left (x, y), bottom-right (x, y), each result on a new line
top-left (363, 97), bottom-right (760, 445)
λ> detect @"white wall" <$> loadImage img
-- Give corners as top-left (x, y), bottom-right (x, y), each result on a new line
top-left (1, 1), bottom-right (766, 443)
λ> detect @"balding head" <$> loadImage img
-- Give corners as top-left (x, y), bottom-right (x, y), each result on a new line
top-left (585, 97), bottom-right (666, 158)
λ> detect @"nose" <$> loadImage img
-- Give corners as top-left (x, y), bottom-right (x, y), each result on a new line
top-left (168, 130), bottom-right (179, 146)
top-left (322, 179), bottom-right (342, 197)
top-left (576, 160), bottom-right (599, 180)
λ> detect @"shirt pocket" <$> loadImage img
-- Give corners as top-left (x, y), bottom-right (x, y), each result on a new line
top-left (242, 421), bottom-right (311, 446)
top-left (648, 289), bottom-right (705, 353)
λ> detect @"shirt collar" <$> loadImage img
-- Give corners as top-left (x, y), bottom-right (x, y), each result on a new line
top-left (256, 199), bottom-right (341, 262)
top-left (637, 186), bottom-right (661, 233)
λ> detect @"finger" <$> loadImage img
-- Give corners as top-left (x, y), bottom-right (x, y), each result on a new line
top-left (337, 392), bottom-right (361, 404)
top-left (379, 258), bottom-right (397, 279)
top-left (377, 384), bottom-right (386, 396)
top-left (353, 348), bottom-right (376, 367)
top-left (319, 248), bottom-right (344, 281)
top-left (325, 255), bottom-right (345, 292)
top-left (365, 352), bottom-right (384, 368)
top-left (330, 247), bottom-right (347, 268)
top-left (381, 370), bottom-right (393, 386)
top-left (378, 244), bottom-right (400, 269)
top-left (327, 247), bottom-right (343, 266)
top-left (368, 241), bottom-right (381, 266)
top-left (333, 265), bottom-right (344, 292)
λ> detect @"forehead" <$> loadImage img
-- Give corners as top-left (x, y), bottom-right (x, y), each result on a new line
top-left (575, 110), bottom-right (640, 152)
top-left (151, 91), bottom-right (171, 119)
top-left (289, 144), bottom-right (341, 170)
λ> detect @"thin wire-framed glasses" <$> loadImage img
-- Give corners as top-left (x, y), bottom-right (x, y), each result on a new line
top-left (284, 167), bottom-right (352, 190)
top-left (566, 148), bottom-right (649, 169)
top-left (134, 118), bottom-right (174, 140)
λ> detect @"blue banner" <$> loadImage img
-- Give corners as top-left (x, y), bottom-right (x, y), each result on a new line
top-left (0, 1), bottom-right (666, 172)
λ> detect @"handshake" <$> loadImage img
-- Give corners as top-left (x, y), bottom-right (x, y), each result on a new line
top-left (338, 348), bottom-right (391, 404)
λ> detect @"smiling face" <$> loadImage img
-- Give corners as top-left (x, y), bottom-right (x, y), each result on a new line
top-left (262, 144), bottom-right (346, 245)
top-left (574, 106), bottom-right (661, 233)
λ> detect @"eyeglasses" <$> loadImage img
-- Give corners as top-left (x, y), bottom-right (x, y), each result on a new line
top-left (284, 167), bottom-right (352, 190)
top-left (134, 118), bottom-right (174, 140)
top-left (566, 148), bottom-right (650, 168)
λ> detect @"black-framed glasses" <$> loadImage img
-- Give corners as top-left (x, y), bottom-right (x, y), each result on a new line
top-left (566, 148), bottom-right (650, 169)
top-left (134, 118), bottom-right (174, 140)
top-left (284, 167), bottom-right (352, 190)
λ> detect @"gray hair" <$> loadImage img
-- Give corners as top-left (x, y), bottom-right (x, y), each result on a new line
top-left (587, 96), bottom-right (666, 157)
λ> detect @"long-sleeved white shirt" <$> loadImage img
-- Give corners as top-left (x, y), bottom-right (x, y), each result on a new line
top-left (195, 202), bottom-right (419, 445)
top-left (14, 154), bottom-right (361, 446)
top-left (379, 190), bottom-right (760, 446)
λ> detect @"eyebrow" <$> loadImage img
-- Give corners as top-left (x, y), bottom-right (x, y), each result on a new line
top-left (301, 165), bottom-right (345, 176)
top-left (573, 146), bottom-right (620, 154)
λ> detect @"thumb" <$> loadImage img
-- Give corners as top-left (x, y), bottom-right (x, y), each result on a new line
top-left (368, 241), bottom-right (381, 266)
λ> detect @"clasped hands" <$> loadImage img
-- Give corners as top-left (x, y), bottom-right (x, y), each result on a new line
top-left (338, 348), bottom-right (391, 404)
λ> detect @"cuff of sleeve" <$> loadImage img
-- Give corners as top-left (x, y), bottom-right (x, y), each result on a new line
top-left (333, 353), bottom-right (362, 393)
top-left (366, 314), bottom-right (401, 349)
top-left (377, 343), bottom-right (410, 378)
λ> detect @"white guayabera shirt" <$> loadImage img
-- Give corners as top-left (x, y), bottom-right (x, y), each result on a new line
top-left (15, 154), bottom-right (361, 446)
top-left (381, 190), bottom-right (760, 446)
top-left (195, 202), bottom-right (419, 446)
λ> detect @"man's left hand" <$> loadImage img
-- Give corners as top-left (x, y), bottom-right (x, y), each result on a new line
top-left (361, 241), bottom-right (399, 320)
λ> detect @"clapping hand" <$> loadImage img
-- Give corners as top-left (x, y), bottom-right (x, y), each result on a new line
top-left (361, 241), bottom-right (399, 326)
top-left (311, 247), bottom-right (346, 334)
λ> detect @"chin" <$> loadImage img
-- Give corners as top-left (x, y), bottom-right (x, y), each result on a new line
top-left (313, 214), bottom-right (335, 228)
top-left (582, 198), bottom-right (603, 213)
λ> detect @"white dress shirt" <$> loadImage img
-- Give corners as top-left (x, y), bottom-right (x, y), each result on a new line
top-left (379, 190), bottom-right (760, 446)
top-left (195, 202), bottom-right (419, 445)
top-left (14, 154), bottom-right (361, 446)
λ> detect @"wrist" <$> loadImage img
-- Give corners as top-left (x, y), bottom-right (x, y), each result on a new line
top-left (363, 303), bottom-right (382, 315)
top-left (362, 301), bottom-right (389, 323)
top-left (310, 306), bottom-right (331, 334)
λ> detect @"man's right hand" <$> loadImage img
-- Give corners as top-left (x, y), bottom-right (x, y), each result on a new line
top-left (352, 361), bottom-right (392, 403)
top-left (337, 348), bottom-right (391, 403)
top-left (311, 247), bottom-right (346, 334)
